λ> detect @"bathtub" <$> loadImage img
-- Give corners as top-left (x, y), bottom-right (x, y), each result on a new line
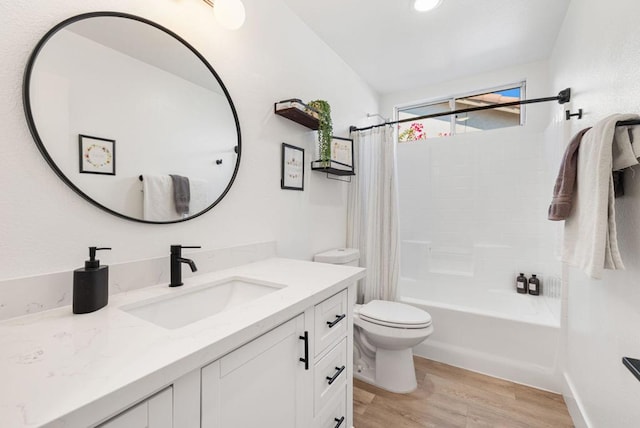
top-left (400, 278), bottom-right (562, 392)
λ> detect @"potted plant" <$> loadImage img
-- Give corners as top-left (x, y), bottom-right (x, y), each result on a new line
top-left (307, 100), bottom-right (332, 166)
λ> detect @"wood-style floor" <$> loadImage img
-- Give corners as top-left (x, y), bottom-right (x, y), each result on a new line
top-left (353, 356), bottom-right (574, 428)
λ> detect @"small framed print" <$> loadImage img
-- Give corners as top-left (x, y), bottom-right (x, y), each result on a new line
top-left (79, 134), bottom-right (115, 175)
top-left (330, 136), bottom-right (354, 170)
top-left (281, 143), bottom-right (304, 190)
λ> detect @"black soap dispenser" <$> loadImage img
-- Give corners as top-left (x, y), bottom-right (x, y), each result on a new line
top-left (73, 247), bottom-right (111, 314)
top-left (528, 274), bottom-right (541, 296)
top-left (516, 273), bottom-right (528, 294)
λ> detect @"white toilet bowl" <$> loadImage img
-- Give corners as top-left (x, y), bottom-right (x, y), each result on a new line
top-left (313, 248), bottom-right (434, 394)
top-left (353, 300), bottom-right (433, 393)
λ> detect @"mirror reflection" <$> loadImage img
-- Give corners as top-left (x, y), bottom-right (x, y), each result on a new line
top-left (25, 13), bottom-right (241, 223)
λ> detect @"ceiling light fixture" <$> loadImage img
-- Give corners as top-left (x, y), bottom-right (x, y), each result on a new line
top-left (414, 0), bottom-right (443, 12)
top-left (202, 0), bottom-right (246, 30)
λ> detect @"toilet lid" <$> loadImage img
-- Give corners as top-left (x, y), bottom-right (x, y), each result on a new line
top-left (359, 300), bottom-right (432, 328)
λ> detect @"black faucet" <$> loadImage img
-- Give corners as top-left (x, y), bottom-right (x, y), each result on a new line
top-left (170, 245), bottom-right (201, 287)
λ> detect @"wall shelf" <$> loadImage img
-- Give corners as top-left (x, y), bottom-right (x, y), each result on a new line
top-left (310, 136), bottom-right (355, 182)
top-left (311, 160), bottom-right (355, 176)
top-left (274, 102), bottom-right (355, 182)
top-left (274, 99), bottom-right (320, 130)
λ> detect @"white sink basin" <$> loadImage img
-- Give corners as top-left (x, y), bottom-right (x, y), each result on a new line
top-left (121, 277), bottom-right (285, 329)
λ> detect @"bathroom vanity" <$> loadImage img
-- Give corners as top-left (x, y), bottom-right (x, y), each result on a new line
top-left (0, 258), bottom-right (364, 428)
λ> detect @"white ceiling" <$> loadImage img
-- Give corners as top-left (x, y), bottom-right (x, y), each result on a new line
top-left (282, 0), bottom-right (571, 95)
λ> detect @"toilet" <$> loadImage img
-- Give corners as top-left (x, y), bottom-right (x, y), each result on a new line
top-left (314, 248), bottom-right (434, 393)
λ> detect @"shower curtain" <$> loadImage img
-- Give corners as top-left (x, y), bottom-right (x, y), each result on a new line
top-left (347, 125), bottom-right (400, 303)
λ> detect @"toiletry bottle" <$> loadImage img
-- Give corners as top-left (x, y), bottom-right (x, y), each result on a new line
top-left (73, 247), bottom-right (111, 314)
top-left (516, 273), bottom-right (528, 294)
top-left (528, 274), bottom-right (541, 296)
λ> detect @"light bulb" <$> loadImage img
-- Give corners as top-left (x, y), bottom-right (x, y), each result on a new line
top-left (214, 0), bottom-right (245, 30)
top-left (414, 0), bottom-right (443, 12)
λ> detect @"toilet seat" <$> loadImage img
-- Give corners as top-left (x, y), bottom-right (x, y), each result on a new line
top-left (358, 300), bottom-right (432, 329)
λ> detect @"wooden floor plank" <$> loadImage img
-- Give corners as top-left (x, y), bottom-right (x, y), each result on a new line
top-left (354, 385), bottom-right (375, 415)
top-left (353, 356), bottom-right (574, 428)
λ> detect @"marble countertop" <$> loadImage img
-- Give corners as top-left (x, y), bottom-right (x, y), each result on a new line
top-left (0, 258), bottom-right (365, 428)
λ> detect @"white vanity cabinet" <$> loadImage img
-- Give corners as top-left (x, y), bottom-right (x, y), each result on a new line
top-left (0, 258), bottom-right (364, 428)
top-left (99, 387), bottom-right (173, 428)
top-left (312, 290), bottom-right (351, 428)
top-left (97, 369), bottom-right (201, 428)
top-left (201, 314), bottom-right (308, 428)
top-left (201, 287), bottom-right (355, 428)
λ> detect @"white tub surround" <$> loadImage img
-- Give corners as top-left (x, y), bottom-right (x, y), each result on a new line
top-left (0, 258), bottom-right (364, 428)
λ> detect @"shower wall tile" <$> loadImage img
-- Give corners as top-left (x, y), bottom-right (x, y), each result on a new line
top-left (397, 127), bottom-right (558, 288)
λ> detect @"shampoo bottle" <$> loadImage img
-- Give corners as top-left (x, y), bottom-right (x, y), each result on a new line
top-left (516, 273), bottom-right (528, 294)
top-left (73, 247), bottom-right (111, 314)
top-left (528, 274), bottom-right (541, 296)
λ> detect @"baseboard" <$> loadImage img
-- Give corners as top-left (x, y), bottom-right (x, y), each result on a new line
top-left (414, 339), bottom-right (561, 393)
top-left (562, 371), bottom-right (590, 428)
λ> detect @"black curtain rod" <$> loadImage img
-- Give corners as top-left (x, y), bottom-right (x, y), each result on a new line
top-left (349, 88), bottom-right (572, 133)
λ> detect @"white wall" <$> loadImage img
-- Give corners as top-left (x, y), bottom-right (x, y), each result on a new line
top-left (548, 0), bottom-right (640, 426)
top-left (0, 0), bottom-right (378, 280)
top-left (381, 61), bottom-right (563, 294)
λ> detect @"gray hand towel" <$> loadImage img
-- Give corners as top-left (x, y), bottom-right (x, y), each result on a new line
top-left (548, 128), bottom-right (591, 221)
top-left (169, 174), bottom-right (190, 216)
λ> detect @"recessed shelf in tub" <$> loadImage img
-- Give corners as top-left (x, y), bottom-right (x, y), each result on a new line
top-left (622, 357), bottom-right (640, 382)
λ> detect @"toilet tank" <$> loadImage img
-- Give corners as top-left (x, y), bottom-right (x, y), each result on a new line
top-left (314, 248), bottom-right (360, 266)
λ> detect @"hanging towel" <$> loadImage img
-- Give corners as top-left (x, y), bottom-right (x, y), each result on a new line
top-left (169, 174), bottom-right (190, 217)
top-left (612, 123), bottom-right (640, 170)
top-left (548, 128), bottom-right (591, 221)
top-left (142, 174), bottom-right (181, 221)
top-left (562, 113), bottom-right (639, 279)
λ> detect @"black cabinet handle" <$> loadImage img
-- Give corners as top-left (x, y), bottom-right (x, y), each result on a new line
top-left (326, 365), bottom-right (346, 385)
top-left (299, 331), bottom-right (309, 370)
top-left (334, 416), bottom-right (345, 428)
top-left (326, 314), bottom-right (346, 328)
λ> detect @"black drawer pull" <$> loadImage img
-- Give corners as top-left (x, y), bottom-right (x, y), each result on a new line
top-left (334, 416), bottom-right (345, 428)
top-left (299, 331), bottom-right (309, 370)
top-left (326, 314), bottom-right (346, 328)
top-left (326, 365), bottom-right (346, 385)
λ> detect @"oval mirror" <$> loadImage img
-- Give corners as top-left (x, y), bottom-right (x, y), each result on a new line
top-left (24, 12), bottom-right (241, 223)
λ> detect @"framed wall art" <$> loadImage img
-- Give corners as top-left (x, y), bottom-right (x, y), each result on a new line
top-left (330, 136), bottom-right (354, 171)
top-left (281, 143), bottom-right (304, 190)
top-left (79, 134), bottom-right (115, 175)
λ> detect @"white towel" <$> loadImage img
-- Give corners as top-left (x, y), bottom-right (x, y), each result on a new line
top-left (562, 113), bottom-right (639, 279)
top-left (142, 174), bottom-right (182, 222)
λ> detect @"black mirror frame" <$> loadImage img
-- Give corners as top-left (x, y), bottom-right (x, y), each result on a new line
top-left (23, 11), bottom-right (242, 224)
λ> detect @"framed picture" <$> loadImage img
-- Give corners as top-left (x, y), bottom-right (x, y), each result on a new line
top-left (330, 136), bottom-right (354, 171)
top-left (281, 143), bottom-right (304, 190)
top-left (79, 134), bottom-right (115, 175)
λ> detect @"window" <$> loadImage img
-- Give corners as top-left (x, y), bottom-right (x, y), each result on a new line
top-left (396, 83), bottom-right (525, 142)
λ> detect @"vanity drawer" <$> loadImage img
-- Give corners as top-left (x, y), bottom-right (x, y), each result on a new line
top-left (314, 290), bottom-right (348, 355)
top-left (315, 386), bottom-right (347, 428)
top-left (314, 337), bottom-right (348, 415)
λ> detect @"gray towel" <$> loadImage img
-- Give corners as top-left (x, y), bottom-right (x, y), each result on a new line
top-left (169, 174), bottom-right (190, 216)
top-left (548, 128), bottom-right (591, 221)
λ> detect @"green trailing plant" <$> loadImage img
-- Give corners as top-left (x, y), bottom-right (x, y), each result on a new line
top-left (307, 100), bottom-right (332, 163)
